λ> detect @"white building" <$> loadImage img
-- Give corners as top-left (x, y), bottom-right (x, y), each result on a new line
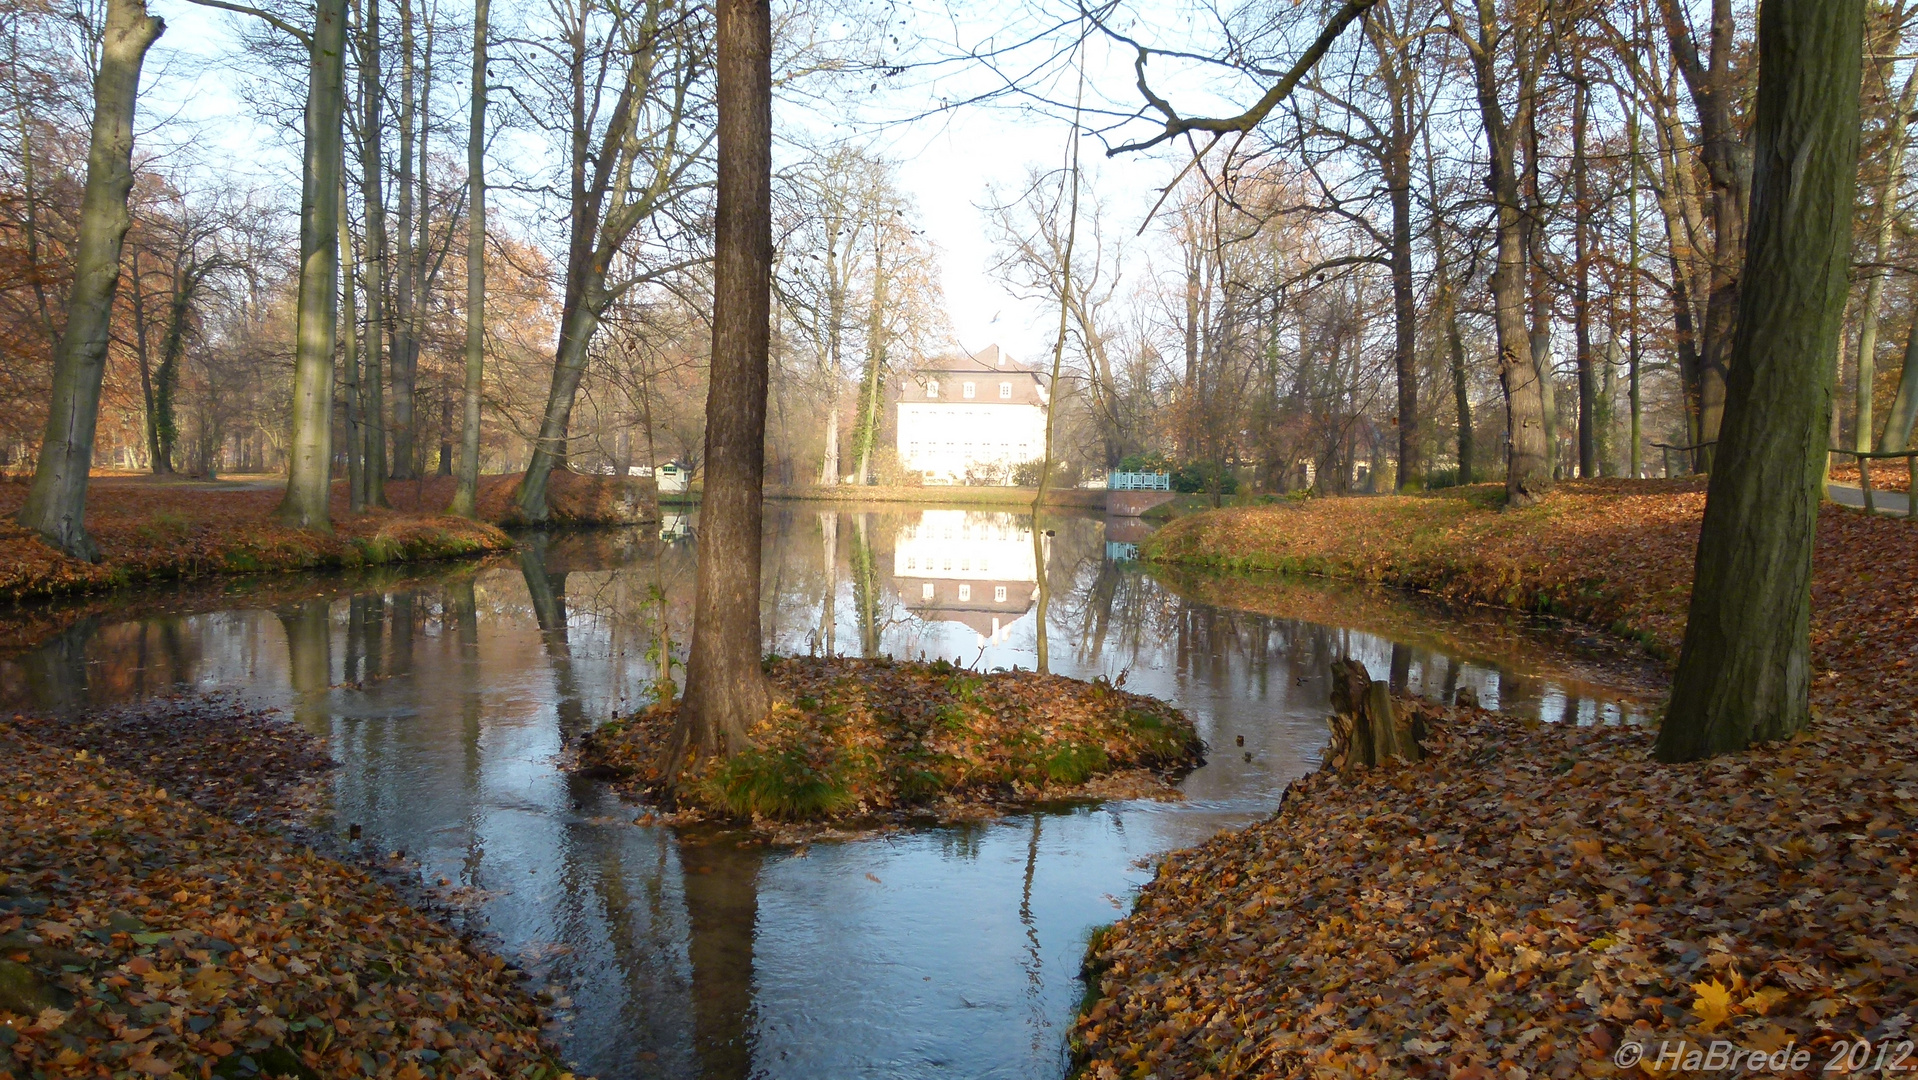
top-left (896, 345), bottom-right (1049, 484)
top-left (892, 510), bottom-right (1048, 647)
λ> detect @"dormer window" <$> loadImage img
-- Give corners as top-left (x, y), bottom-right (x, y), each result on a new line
top-left (999, 382), bottom-right (1012, 399)
top-left (926, 380), bottom-right (939, 397)
top-left (963, 382), bottom-right (976, 399)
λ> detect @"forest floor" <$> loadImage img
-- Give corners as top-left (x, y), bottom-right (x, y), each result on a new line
top-left (578, 656), bottom-right (1205, 831)
top-left (0, 699), bottom-right (576, 1079)
top-left (1073, 479), bottom-right (1918, 1078)
top-left (0, 470), bottom-right (655, 604)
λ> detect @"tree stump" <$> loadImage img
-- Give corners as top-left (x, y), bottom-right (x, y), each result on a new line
top-left (1323, 656), bottom-right (1427, 774)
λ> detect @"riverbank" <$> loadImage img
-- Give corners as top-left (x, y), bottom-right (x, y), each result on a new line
top-left (0, 704), bottom-right (576, 1079)
top-left (1145, 479), bottom-right (1918, 705)
top-left (1075, 480), bottom-right (1918, 1077)
top-left (0, 470), bottom-right (660, 604)
top-left (1072, 696), bottom-right (1917, 1078)
top-left (578, 656), bottom-right (1204, 826)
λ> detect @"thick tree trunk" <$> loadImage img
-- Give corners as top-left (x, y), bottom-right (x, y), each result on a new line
top-left (450, 0), bottom-right (487, 518)
top-left (673, 0), bottom-right (773, 765)
top-left (1657, 0), bottom-right (1864, 763)
top-left (516, 297), bottom-right (600, 521)
top-left (17, 0), bottom-right (163, 560)
top-left (277, 0), bottom-right (349, 530)
top-left (274, 0), bottom-right (349, 529)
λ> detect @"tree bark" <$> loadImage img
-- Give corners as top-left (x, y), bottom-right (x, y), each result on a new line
top-left (1882, 278), bottom-right (1918, 453)
top-left (1573, 73), bottom-right (1596, 478)
top-left (340, 184), bottom-right (366, 510)
top-left (391, 0), bottom-right (419, 480)
top-left (355, 0), bottom-right (389, 506)
top-left (674, 0), bottom-right (773, 765)
top-left (1854, 64), bottom-right (1918, 451)
top-left (450, 0), bottom-right (487, 518)
top-left (1448, 0), bottom-right (1549, 506)
top-left (1659, 0), bottom-right (1750, 471)
top-left (1657, 0), bottom-right (1864, 763)
top-left (17, 0), bottom-right (163, 560)
top-left (276, 0), bottom-right (349, 529)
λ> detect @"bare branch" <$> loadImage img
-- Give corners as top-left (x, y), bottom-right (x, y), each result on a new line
top-left (1101, 0), bottom-right (1381, 157)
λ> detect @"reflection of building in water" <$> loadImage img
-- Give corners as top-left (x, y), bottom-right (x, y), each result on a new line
top-left (892, 510), bottom-right (1047, 646)
top-left (659, 511), bottom-right (692, 542)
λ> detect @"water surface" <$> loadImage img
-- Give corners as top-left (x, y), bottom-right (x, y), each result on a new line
top-left (0, 504), bottom-right (1652, 1079)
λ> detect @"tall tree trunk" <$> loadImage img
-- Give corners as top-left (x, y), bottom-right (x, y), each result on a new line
top-left (1523, 109), bottom-right (1556, 478)
top-left (1628, 105), bottom-right (1644, 479)
top-left (1387, 107), bottom-right (1418, 491)
top-left (1881, 291), bottom-right (1918, 452)
top-left (673, 0), bottom-right (773, 765)
top-left (1573, 73), bottom-right (1596, 478)
top-left (391, 0), bottom-right (418, 480)
top-left (276, 0), bottom-right (349, 529)
top-left (450, 0), bottom-right (486, 518)
top-left (516, 296), bottom-right (600, 518)
top-left (1659, 0), bottom-right (1750, 471)
top-left (130, 249), bottom-right (162, 471)
top-left (1657, 0), bottom-right (1864, 762)
top-left (1450, 3), bottom-right (1548, 505)
top-left (852, 235), bottom-right (888, 484)
top-left (1854, 64), bottom-right (1918, 451)
top-left (357, 0), bottom-right (389, 506)
top-left (17, 0), bottom-right (163, 559)
top-left (340, 184), bottom-right (366, 510)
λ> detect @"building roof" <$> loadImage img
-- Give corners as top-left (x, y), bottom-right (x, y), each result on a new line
top-left (913, 344), bottom-right (1044, 379)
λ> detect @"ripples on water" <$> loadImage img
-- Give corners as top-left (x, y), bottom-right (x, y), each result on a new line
top-left (0, 505), bottom-right (1655, 1079)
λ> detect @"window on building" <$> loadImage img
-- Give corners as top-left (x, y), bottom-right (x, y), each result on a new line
top-left (958, 584), bottom-right (971, 602)
top-left (994, 586), bottom-right (1007, 602)
top-left (963, 382), bottom-right (976, 398)
top-left (926, 380), bottom-right (939, 397)
top-left (922, 583), bottom-right (934, 600)
top-left (999, 382), bottom-right (1012, 399)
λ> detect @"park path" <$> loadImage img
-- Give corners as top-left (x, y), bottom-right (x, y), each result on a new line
top-left (1827, 482), bottom-right (1912, 516)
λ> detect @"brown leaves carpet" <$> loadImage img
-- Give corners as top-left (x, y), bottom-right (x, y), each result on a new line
top-left (1077, 483), bottom-right (1918, 1078)
top-left (0, 713), bottom-right (574, 1079)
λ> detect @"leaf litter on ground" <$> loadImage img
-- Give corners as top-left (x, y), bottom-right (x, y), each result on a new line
top-left (1077, 480), bottom-right (1918, 1078)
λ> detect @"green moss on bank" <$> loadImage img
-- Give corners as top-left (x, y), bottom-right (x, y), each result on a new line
top-left (580, 656), bottom-right (1205, 823)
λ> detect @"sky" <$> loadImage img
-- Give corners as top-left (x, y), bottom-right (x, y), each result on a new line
top-left (134, 0), bottom-right (1261, 370)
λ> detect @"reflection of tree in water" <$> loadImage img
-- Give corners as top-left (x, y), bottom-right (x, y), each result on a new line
top-left (675, 831), bottom-right (762, 1080)
top-left (519, 533), bottom-right (590, 742)
top-left (277, 598), bottom-right (332, 730)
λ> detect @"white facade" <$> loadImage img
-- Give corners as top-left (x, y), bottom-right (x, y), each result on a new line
top-left (896, 345), bottom-right (1049, 483)
top-left (892, 510), bottom-right (1046, 647)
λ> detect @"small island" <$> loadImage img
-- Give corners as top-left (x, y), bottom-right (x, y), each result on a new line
top-left (579, 656), bottom-right (1205, 823)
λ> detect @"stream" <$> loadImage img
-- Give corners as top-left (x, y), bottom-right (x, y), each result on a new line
top-left (0, 503), bottom-right (1656, 1080)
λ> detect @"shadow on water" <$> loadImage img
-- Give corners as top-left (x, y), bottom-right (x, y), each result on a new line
top-left (0, 506), bottom-right (1659, 1079)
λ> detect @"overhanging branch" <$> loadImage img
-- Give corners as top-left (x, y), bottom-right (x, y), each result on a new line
top-left (1104, 0), bottom-right (1381, 157)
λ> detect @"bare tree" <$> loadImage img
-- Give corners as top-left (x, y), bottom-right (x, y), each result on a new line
top-left (1658, 0), bottom-right (1864, 761)
top-left (674, 0), bottom-right (771, 765)
top-left (18, 0), bottom-right (163, 559)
